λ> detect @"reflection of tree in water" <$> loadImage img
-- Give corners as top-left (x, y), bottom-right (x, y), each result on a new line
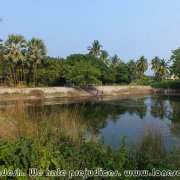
top-left (150, 95), bottom-right (180, 137)
top-left (29, 95), bottom-right (180, 138)
top-left (165, 96), bottom-right (180, 137)
top-left (82, 103), bottom-right (127, 134)
top-left (170, 123), bottom-right (180, 138)
top-left (80, 97), bottom-right (148, 134)
top-left (165, 96), bottom-right (180, 123)
top-left (150, 96), bottom-right (168, 120)
top-left (122, 98), bottom-right (147, 119)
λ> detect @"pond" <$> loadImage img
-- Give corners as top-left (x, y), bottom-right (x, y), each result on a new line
top-left (70, 94), bottom-right (180, 150)
top-left (2, 94), bottom-right (180, 150)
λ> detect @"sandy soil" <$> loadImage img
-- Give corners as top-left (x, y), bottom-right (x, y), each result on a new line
top-left (0, 86), bottom-right (155, 101)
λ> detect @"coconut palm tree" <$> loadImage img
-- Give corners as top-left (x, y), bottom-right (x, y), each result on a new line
top-left (100, 50), bottom-right (109, 62)
top-left (111, 54), bottom-right (120, 67)
top-left (137, 56), bottom-right (148, 75)
top-left (158, 59), bottom-right (169, 79)
top-left (87, 40), bottom-right (102, 57)
top-left (0, 39), bottom-right (4, 62)
top-left (127, 60), bottom-right (138, 81)
top-left (26, 38), bottom-right (47, 86)
top-left (4, 34), bottom-right (26, 86)
top-left (151, 56), bottom-right (160, 75)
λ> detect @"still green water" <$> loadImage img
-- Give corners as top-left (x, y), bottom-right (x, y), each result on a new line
top-left (27, 94), bottom-right (180, 149)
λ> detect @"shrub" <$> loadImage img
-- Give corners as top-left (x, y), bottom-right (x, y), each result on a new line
top-left (151, 80), bottom-right (180, 89)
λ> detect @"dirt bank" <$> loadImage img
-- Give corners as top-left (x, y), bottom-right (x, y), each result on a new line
top-left (0, 86), bottom-right (155, 101)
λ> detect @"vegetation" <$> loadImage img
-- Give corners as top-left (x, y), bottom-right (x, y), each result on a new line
top-left (151, 80), bottom-right (180, 89)
top-left (0, 100), bottom-right (179, 179)
top-left (0, 35), bottom-right (179, 88)
top-left (170, 47), bottom-right (180, 78)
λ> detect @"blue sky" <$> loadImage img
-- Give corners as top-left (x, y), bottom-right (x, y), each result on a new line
top-left (0, 0), bottom-right (180, 75)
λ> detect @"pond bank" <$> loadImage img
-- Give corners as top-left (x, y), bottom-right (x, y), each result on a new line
top-left (0, 86), bottom-right (155, 101)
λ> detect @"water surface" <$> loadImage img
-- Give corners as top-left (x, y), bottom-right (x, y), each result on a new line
top-left (2, 94), bottom-right (180, 149)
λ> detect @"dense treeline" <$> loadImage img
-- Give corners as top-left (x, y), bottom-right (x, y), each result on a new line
top-left (0, 35), bottom-right (179, 87)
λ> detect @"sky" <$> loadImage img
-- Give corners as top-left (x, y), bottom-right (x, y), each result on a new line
top-left (0, 0), bottom-right (180, 75)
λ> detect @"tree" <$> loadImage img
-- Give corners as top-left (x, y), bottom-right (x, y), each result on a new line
top-left (127, 60), bottom-right (138, 81)
top-left (36, 57), bottom-right (66, 86)
top-left (87, 40), bottom-right (102, 57)
top-left (66, 54), bottom-right (116, 84)
top-left (100, 50), bottom-right (109, 64)
top-left (158, 59), bottom-right (169, 79)
top-left (170, 47), bottom-right (180, 78)
top-left (4, 34), bottom-right (26, 86)
top-left (26, 38), bottom-right (47, 86)
top-left (137, 56), bottom-right (148, 75)
top-left (151, 56), bottom-right (160, 75)
top-left (66, 54), bottom-right (98, 65)
top-left (111, 54), bottom-right (120, 68)
top-left (0, 39), bottom-right (4, 60)
top-left (114, 62), bottom-right (130, 83)
top-left (65, 60), bottom-right (101, 86)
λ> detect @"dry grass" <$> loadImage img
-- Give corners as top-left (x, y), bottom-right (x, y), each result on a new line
top-left (28, 90), bottom-right (45, 98)
top-left (0, 98), bottom-right (87, 143)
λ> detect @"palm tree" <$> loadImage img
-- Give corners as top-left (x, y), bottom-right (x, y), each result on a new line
top-left (87, 40), bottom-right (102, 57)
top-left (158, 59), bottom-right (169, 79)
top-left (151, 56), bottom-right (160, 75)
top-left (0, 39), bottom-right (4, 63)
top-left (111, 54), bottom-right (120, 67)
top-left (100, 50), bottom-right (109, 65)
top-left (4, 34), bottom-right (26, 86)
top-left (127, 60), bottom-right (138, 81)
top-left (137, 56), bottom-right (148, 75)
top-left (26, 38), bottom-right (47, 86)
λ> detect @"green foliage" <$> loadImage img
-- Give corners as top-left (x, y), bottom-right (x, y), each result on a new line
top-left (87, 40), bottom-right (102, 57)
top-left (36, 57), bottom-right (66, 86)
top-left (137, 56), bottom-right (148, 75)
top-left (26, 38), bottom-right (47, 86)
top-left (65, 60), bottom-right (101, 86)
top-left (0, 134), bottom-right (178, 179)
top-left (0, 138), bottom-right (38, 172)
top-left (127, 60), bottom-right (138, 81)
top-left (151, 57), bottom-right (169, 81)
top-left (1, 34), bottom-right (47, 87)
top-left (171, 47), bottom-right (180, 78)
top-left (0, 136), bottom-right (130, 178)
top-left (151, 80), bottom-right (180, 89)
top-left (66, 54), bottom-right (117, 85)
top-left (114, 62), bottom-right (130, 84)
top-left (133, 75), bottom-right (150, 85)
top-left (0, 35), bottom-right (180, 87)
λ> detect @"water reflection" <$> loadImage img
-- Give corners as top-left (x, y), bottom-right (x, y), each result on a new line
top-left (78, 95), bottom-right (180, 148)
top-left (0, 95), bottom-right (179, 148)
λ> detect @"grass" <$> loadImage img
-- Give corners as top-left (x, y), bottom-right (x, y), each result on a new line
top-left (0, 98), bottom-right (87, 142)
top-left (131, 124), bottom-right (167, 170)
top-left (0, 99), bottom-right (179, 179)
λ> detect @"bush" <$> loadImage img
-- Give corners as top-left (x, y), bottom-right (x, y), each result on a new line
top-left (151, 80), bottom-right (180, 89)
top-left (133, 75), bottom-right (150, 85)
